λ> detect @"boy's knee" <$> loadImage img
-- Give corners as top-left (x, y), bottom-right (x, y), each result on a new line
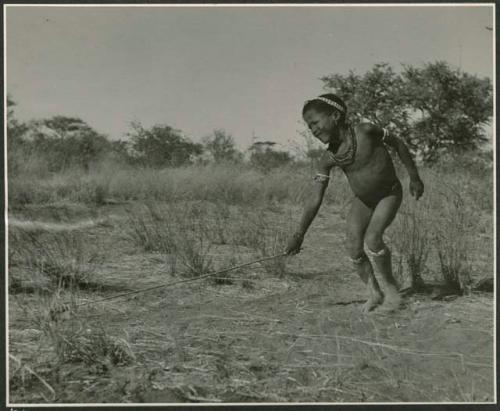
top-left (364, 231), bottom-right (384, 252)
top-left (346, 233), bottom-right (363, 252)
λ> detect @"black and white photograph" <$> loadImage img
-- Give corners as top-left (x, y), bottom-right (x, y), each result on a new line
top-left (4, 2), bottom-right (496, 406)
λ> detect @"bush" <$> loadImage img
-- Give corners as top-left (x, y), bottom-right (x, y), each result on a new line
top-left (126, 121), bottom-right (203, 168)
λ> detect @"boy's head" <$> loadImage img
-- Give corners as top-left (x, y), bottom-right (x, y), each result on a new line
top-left (302, 94), bottom-right (347, 144)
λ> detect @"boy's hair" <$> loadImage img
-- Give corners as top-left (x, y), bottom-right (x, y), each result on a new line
top-left (302, 93), bottom-right (347, 123)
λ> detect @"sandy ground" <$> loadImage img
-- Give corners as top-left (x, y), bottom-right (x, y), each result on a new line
top-left (8, 202), bottom-right (495, 404)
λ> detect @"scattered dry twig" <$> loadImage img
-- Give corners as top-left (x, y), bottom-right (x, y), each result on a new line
top-left (9, 354), bottom-right (56, 402)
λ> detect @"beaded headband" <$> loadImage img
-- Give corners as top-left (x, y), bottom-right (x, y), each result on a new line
top-left (314, 97), bottom-right (346, 113)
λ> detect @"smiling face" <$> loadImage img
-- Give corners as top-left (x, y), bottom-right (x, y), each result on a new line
top-left (303, 108), bottom-right (339, 144)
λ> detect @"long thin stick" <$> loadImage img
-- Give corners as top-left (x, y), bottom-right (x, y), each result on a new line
top-left (76, 252), bottom-right (287, 307)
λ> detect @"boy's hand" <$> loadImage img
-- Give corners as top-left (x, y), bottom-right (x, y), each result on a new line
top-left (285, 232), bottom-right (304, 255)
top-left (409, 177), bottom-right (424, 200)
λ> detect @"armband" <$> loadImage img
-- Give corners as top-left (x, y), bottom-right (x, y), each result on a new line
top-left (313, 173), bottom-right (330, 183)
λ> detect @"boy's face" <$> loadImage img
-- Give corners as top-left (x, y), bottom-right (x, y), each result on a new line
top-left (303, 108), bottom-right (337, 144)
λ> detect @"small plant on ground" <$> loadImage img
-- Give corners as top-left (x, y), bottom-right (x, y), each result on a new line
top-left (124, 203), bottom-right (178, 273)
top-left (22, 290), bottom-right (135, 372)
top-left (390, 204), bottom-right (431, 290)
top-left (258, 231), bottom-right (288, 277)
top-left (208, 201), bottom-right (231, 245)
top-left (257, 210), bottom-right (294, 277)
top-left (124, 204), bottom-right (175, 253)
top-left (170, 202), bottom-right (214, 277)
top-left (433, 190), bottom-right (473, 294)
top-left (9, 227), bottom-right (102, 289)
top-left (125, 201), bottom-right (214, 278)
top-left (230, 206), bottom-right (269, 249)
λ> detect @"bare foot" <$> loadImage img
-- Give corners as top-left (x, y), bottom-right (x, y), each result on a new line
top-left (378, 292), bottom-right (404, 312)
top-left (362, 292), bottom-right (384, 314)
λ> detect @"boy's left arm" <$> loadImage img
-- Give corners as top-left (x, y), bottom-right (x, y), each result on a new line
top-left (383, 130), bottom-right (424, 200)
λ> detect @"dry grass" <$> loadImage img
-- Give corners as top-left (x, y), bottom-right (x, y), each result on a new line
top-left (124, 202), bottom-right (214, 277)
top-left (9, 227), bottom-right (103, 290)
top-left (9, 161), bottom-right (316, 209)
top-left (390, 191), bottom-right (432, 290)
top-left (389, 166), bottom-right (485, 294)
top-left (7, 153), bottom-right (493, 403)
top-left (433, 189), bottom-right (474, 293)
top-left (124, 200), bottom-right (296, 280)
top-left (11, 290), bottom-right (135, 405)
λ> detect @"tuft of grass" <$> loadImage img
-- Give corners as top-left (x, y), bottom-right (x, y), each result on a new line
top-left (256, 210), bottom-right (294, 278)
top-left (26, 296), bottom-right (135, 371)
top-left (125, 205), bottom-right (174, 252)
top-left (125, 201), bottom-right (214, 278)
top-left (9, 228), bottom-right (102, 290)
top-left (431, 186), bottom-right (474, 293)
top-left (391, 204), bottom-right (431, 290)
top-left (124, 202), bottom-right (179, 274)
top-left (208, 201), bottom-right (231, 245)
top-left (435, 228), bottom-right (472, 292)
top-left (167, 202), bottom-right (214, 278)
top-left (230, 207), bottom-right (269, 249)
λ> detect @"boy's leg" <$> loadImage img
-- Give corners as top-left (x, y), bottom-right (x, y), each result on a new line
top-left (364, 184), bottom-right (403, 311)
top-left (347, 197), bottom-right (383, 313)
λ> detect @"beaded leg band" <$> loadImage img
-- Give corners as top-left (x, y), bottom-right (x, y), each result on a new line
top-left (366, 245), bottom-right (389, 257)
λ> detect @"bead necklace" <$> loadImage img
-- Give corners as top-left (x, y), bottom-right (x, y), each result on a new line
top-left (327, 125), bottom-right (357, 167)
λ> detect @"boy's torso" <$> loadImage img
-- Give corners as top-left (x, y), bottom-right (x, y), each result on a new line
top-left (327, 123), bottom-right (400, 204)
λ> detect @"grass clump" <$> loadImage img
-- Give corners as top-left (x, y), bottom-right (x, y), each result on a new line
top-left (125, 201), bottom-right (214, 278)
top-left (391, 203), bottom-right (431, 290)
top-left (170, 202), bottom-right (214, 277)
top-left (9, 228), bottom-right (102, 290)
top-left (24, 293), bottom-right (135, 372)
top-left (433, 191), bottom-right (474, 294)
top-left (125, 204), bottom-right (176, 253)
top-left (255, 210), bottom-right (294, 278)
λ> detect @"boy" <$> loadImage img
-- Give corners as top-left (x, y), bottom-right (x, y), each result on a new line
top-left (285, 94), bottom-right (424, 313)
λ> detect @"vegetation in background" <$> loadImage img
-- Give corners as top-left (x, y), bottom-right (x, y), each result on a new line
top-left (249, 141), bottom-right (293, 172)
top-left (202, 129), bottom-right (243, 163)
top-left (125, 121), bottom-right (203, 168)
top-left (7, 61), bottom-right (493, 176)
top-left (321, 61), bottom-right (493, 162)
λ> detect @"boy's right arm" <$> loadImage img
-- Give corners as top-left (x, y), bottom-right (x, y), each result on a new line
top-left (285, 152), bottom-right (334, 255)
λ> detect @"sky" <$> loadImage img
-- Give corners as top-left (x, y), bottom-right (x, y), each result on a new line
top-left (6, 5), bottom-right (494, 151)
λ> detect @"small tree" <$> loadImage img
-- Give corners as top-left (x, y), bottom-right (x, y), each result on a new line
top-left (109, 140), bottom-right (134, 164)
top-left (402, 61), bottom-right (493, 161)
top-left (321, 63), bottom-right (412, 142)
top-left (7, 96), bottom-right (30, 175)
top-left (27, 116), bottom-right (111, 171)
top-left (7, 96), bottom-right (28, 143)
top-left (321, 62), bottom-right (493, 162)
top-left (126, 121), bottom-right (202, 168)
top-left (202, 129), bottom-right (242, 163)
top-left (249, 141), bottom-right (292, 172)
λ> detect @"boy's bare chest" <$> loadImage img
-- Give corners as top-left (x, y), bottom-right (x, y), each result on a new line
top-left (341, 134), bottom-right (381, 172)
